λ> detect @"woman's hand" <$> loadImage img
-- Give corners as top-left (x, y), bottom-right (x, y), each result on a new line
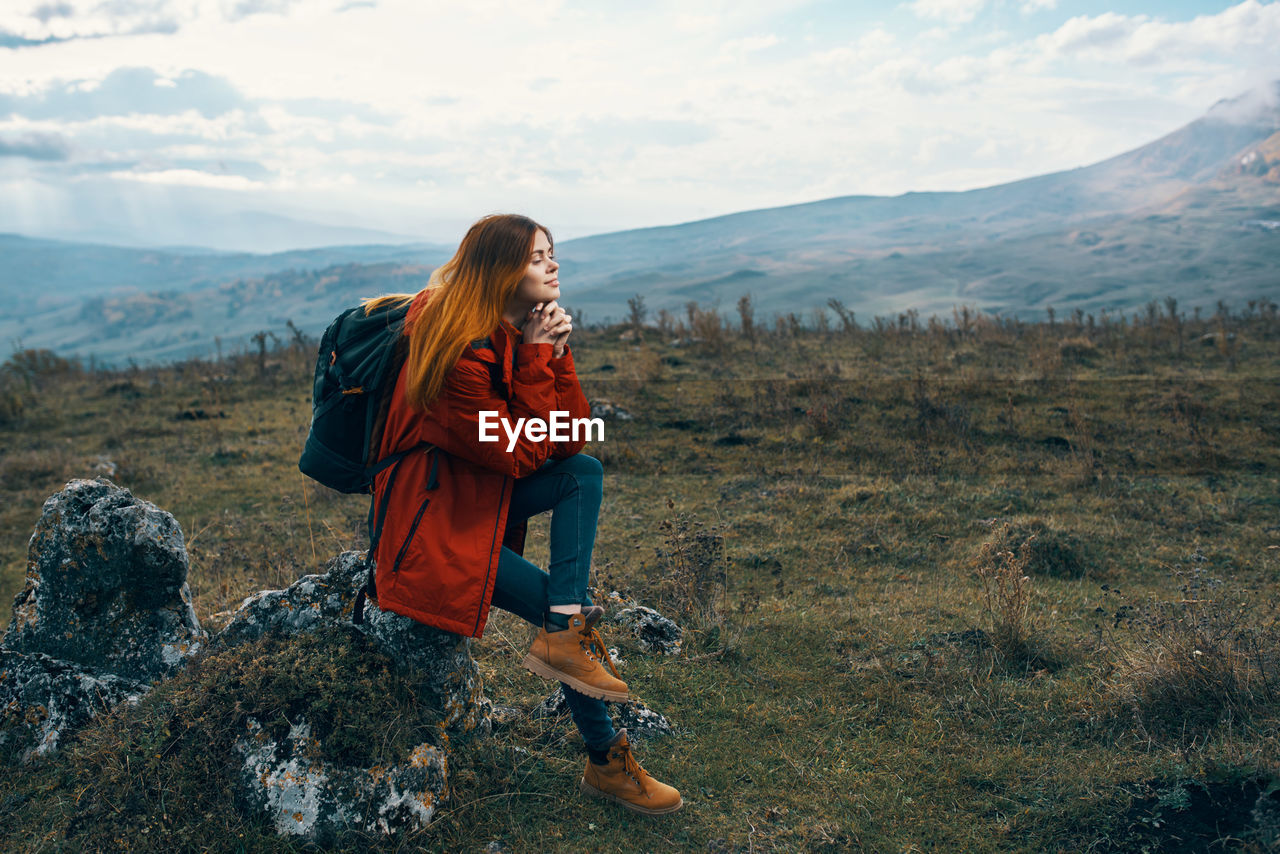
top-left (525, 301), bottom-right (572, 357)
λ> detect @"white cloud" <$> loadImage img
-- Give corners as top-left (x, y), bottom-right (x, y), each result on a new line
top-left (813, 28), bottom-right (897, 71)
top-left (0, 0), bottom-right (1277, 244)
top-left (108, 167), bottom-right (266, 190)
top-left (0, 0), bottom-right (204, 41)
top-left (716, 33), bottom-right (781, 63)
top-left (904, 0), bottom-right (987, 25)
top-left (1019, 0), bottom-right (1056, 13)
top-left (0, 0), bottom-right (324, 41)
top-left (1039, 12), bottom-right (1138, 57)
top-left (1037, 1), bottom-right (1280, 67)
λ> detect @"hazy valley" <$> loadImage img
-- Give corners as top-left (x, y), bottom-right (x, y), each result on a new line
top-left (2, 84), bottom-right (1277, 366)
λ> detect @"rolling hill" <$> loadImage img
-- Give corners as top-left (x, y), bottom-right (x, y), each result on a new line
top-left (1, 83), bottom-right (1277, 365)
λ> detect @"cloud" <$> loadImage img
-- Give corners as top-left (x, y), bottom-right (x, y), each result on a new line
top-left (1040, 12), bottom-right (1138, 56)
top-left (0, 131), bottom-right (70, 160)
top-left (273, 96), bottom-right (393, 124)
top-left (108, 167), bottom-right (266, 190)
top-left (32, 3), bottom-right (75, 24)
top-left (575, 116), bottom-right (716, 149)
top-left (0, 0), bottom-right (1277, 248)
top-left (716, 33), bottom-right (780, 63)
top-left (1203, 79), bottom-right (1280, 125)
top-left (226, 0), bottom-right (302, 22)
top-left (1037, 2), bottom-right (1280, 67)
top-left (812, 28), bottom-right (897, 72)
top-left (905, 0), bottom-right (987, 25)
top-left (0, 0), bottom-right (190, 44)
top-left (0, 28), bottom-right (68, 47)
top-left (0, 67), bottom-right (247, 120)
top-left (0, 0), bottom-right (304, 45)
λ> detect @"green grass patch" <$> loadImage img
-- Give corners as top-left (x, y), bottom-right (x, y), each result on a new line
top-left (2, 305), bottom-right (1280, 850)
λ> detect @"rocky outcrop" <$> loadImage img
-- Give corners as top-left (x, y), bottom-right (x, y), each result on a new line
top-left (234, 717), bottom-right (448, 844)
top-left (214, 550), bottom-right (491, 735)
top-left (1, 479), bottom-right (204, 763)
top-left (0, 649), bottom-right (148, 763)
top-left (4, 478), bottom-right (204, 681)
top-left (589, 399), bottom-right (634, 421)
top-left (533, 685), bottom-right (674, 740)
top-left (212, 550), bottom-right (493, 840)
top-left (613, 604), bottom-right (683, 656)
top-left (0, 479), bottom-right (495, 843)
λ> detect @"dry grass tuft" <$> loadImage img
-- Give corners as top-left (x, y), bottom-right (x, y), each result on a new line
top-left (1058, 336), bottom-right (1100, 362)
top-left (977, 517), bottom-right (1095, 580)
top-left (972, 522), bottom-right (1036, 658)
top-left (1096, 568), bottom-right (1280, 738)
top-left (647, 500), bottom-right (728, 643)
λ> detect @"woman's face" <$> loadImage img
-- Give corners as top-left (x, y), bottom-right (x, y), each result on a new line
top-left (510, 229), bottom-right (560, 311)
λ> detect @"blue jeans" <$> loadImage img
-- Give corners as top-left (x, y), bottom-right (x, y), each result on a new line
top-left (490, 453), bottom-right (616, 750)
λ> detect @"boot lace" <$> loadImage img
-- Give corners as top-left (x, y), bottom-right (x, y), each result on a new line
top-left (580, 626), bottom-right (623, 680)
top-left (614, 741), bottom-right (647, 787)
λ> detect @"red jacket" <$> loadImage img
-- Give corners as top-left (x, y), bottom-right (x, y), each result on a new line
top-left (371, 297), bottom-right (591, 637)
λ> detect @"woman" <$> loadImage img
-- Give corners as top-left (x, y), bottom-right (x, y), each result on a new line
top-left (365, 213), bottom-right (682, 815)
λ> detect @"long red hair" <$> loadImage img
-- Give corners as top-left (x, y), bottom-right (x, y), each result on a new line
top-left (363, 213), bottom-right (551, 410)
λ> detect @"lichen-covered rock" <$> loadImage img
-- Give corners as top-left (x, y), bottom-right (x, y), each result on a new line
top-left (4, 478), bottom-right (204, 683)
top-left (215, 551), bottom-right (490, 733)
top-left (213, 551), bottom-right (368, 645)
top-left (0, 649), bottom-right (148, 763)
top-left (589, 399), bottom-right (634, 421)
top-left (614, 605), bottom-right (683, 656)
top-left (616, 697), bottom-right (674, 739)
top-left (532, 685), bottom-right (673, 739)
top-left (1252, 784), bottom-right (1280, 849)
top-left (234, 716), bottom-right (447, 843)
top-left (488, 705), bottom-right (522, 733)
top-left (532, 685), bottom-right (571, 719)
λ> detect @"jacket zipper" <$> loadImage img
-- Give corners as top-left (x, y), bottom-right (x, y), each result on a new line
top-left (391, 495), bottom-right (431, 574)
top-left (473, 475), bottom-right (510, 636)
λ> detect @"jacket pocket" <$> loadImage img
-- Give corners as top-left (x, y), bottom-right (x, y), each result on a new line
top-left (392, 495), bottom-right (431, 574)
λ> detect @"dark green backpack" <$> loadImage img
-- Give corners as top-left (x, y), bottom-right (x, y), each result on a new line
top-left (299, 299), bottom-right (419, 493)
top-left (298, 298), bottom-right (433, 623)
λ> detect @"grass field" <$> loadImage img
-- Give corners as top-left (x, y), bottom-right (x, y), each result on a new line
top-left (2, 299), bottom-right (1279, 852)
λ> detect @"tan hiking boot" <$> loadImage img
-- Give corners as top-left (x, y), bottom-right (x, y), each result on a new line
top-left (580, 729), bottom-right (683, 815)
top-left (522, 610), bottom-right (629, 702)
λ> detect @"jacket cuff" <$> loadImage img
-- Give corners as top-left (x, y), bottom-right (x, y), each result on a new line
top-left (514, 342), bottom-right (555, 382)
top-left (550, 345), bottom-right (575, 372)
top-left (516, 342), bottom-right (554, 365)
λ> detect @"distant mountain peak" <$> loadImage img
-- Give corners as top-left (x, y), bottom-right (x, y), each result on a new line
top-left (1204, 80), bottom-right (1280, 127)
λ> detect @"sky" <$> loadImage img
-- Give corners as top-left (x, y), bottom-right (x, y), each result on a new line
top-left (0, 0), bottom-right (1278, 248)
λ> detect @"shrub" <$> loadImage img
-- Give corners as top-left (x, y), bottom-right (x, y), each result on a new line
top-left (911, 372), bottom-right (971, 443)
top-left (650, 501), bottom-right (726, 635)
top-left (1096, 568), bottom-right (1280, 738)
top-left (0, 374), bottom-right (23, 426)
top-left (977, 517), bottom-right (1093, 580)
top-left (1058, 336), bottom-right (1099, 362)
top-left (4, 348), bottom-right (80, 388)
top-left (972, 523), bottom-right (1035, 658)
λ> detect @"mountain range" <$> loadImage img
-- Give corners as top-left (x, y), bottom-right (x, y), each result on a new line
top-left (2, 83), bottom-right (1277, 365)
